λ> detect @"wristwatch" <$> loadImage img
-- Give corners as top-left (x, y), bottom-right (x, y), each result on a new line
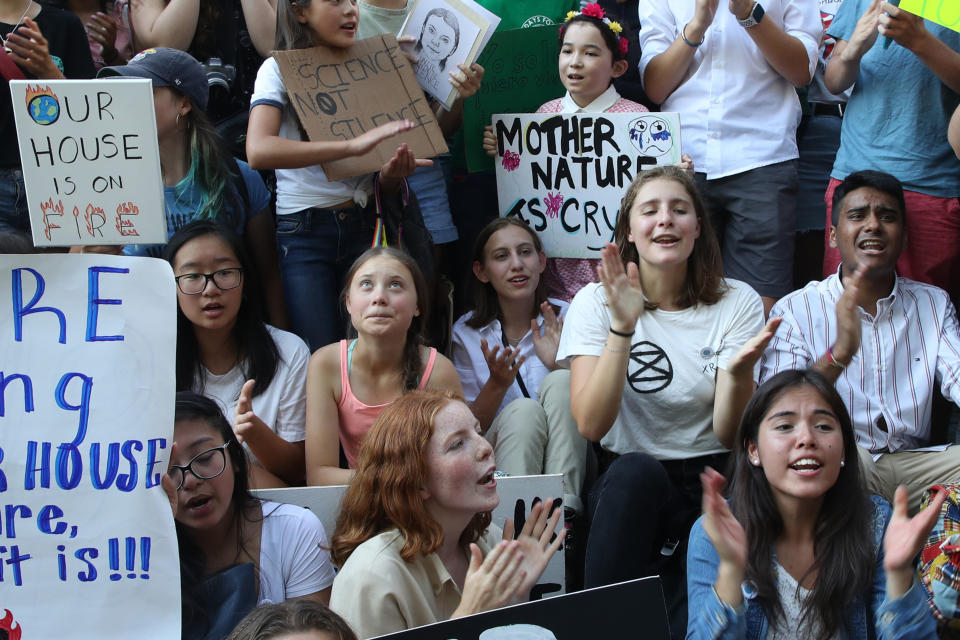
top-left (738, 2), bottom-right (765, 27)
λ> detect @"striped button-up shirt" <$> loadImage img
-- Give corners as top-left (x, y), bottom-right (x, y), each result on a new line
top-left (759, 271), bottom-right (960, 452)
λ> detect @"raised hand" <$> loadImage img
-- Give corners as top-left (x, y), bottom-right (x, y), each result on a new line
top-left (453, 540), bottom-right (527, 617)
top-left (597, 242), bottom-right (644, 333)
top-left (86, 11), bottom-right (121, 63)
top-left (349, 120), bottom-right (416, 158)
top-left (481, 338), bottom-right (526, 390)
top-left (846, 0), bottom-right (884, 58)
top-left (832, 264), bottom-right (867, 365)
top-left (234, 379), bottom-right (268, 444)
top-left (380, 143), bottom-right (434, 180)
top-left (4, 18), bottom-right (63, 79)
top-left (726, 317), bottom-right (782, 379)
top-left (700, 467), bottom-right (746, 571)
top-left (502, 497), bottom-right (566, 602)
top-left (687, 0), bottom-right (720, 40)
top-left (883, 485), bottom-right (946, 598)
top-left (728, 0), bottom-right (753, 21)
top-left (531, 301), bottom-right (562, 371)
top-left (877, 1), bottom-right (928, 51)
top-left (450, 63), bottom-right (484, 100)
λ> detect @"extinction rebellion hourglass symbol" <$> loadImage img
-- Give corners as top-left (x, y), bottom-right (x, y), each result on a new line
top-left (627, 341), bottom-right (673, 394)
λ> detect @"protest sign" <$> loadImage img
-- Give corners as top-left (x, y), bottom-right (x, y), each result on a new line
top-left (9, 79), bottom-right (165, 248)
top-left (256, 473), bottom-right (566, 597)
top-left (463, 26), bottom-right (566, 173)
top-left (900, 0), bottom-right (959, 32)
top-left (493, 112), bottom-right (682, 258)
top-left (0, 255), bottom-right (179, 638)
top-left (274, 35), bottom-right (448, 181)
top-left (374, 576), bottom-right (669, 639)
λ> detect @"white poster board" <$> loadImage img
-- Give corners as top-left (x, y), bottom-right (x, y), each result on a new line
top-left (9, 79), bottom-right (165, 247)
top-left (492, 112), bottom-right (682, 258)
top-left (256, 473), bottom-right (566, 596)
top-left (0, 255), bottom-right (180, 638)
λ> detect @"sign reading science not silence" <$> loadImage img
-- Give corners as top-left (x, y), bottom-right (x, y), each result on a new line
top-left (274, 34), bottom-right (449, 181)
top-left (9, 78), bottom-right (165, 248)
top-left (492, 112), bottom-right (682, 259)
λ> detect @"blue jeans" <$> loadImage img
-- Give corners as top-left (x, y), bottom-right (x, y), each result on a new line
top-left (275, 205), bottom-right (373, 351)
top-left (0, 167), bottom-right (30, 234)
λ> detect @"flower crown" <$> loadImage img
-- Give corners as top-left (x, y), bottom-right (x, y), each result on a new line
top-left (564, 3), bottom-right (629, 57)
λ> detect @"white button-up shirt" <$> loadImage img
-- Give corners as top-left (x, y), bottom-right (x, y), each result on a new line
top-left (638, 0), bottom-right (821, 179)
top-left (759, 270), bottom-right (960, 453)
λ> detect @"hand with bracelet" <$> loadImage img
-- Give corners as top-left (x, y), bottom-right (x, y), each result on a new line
top-left (597, 242), bottom-right (644, 342)
top-left (817, 264), bottom-right (867, 378)
top-left (683, 0), bottom-right (720, 48)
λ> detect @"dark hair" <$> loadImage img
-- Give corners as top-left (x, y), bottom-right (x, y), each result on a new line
top-left (415, 7), bottom-right (460, 71)
top-left (613, 165), bottom-right (726, 309)
top-left (558, 14), bottom-right (627, 62)
top-left (174, 391), bottom-right (259, 635)
top-left (831, 170), bottom-right (906, 226)
top-left (467, 217), bottom-right (551, 329)
top-left (178, 104), bottom-right (246, 227)
top-left (227, 601), bottom-right (358, 640)
top-left (164, 220), bottom-right (280, 398)
top-left (276, 0), bottom-right (319, 50)
top-left (331, 391), bottom-right (491, 567)
top-left (341, 247), bottom-right (429, 391)
top-left (727, 370), bottom-right (874, 640)
top-left (0, 230), bottom-right (34, 253)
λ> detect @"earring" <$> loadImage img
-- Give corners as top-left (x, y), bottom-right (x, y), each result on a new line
top-left (175, 113), bottom-right (181, 129)
top-left (840, 460), bottom-right (845, 467)
top-left (751, 458), bottom-right (760, 466)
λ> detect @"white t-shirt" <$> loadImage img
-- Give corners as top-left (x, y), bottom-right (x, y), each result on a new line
top-left (556, 280), bottom-right (763, 459)
top-left (451, 299), bottom-right (569, 416)
top-left (258, 500), bottom-right (336, 603)
top-left (250, 57), bottom-right (370, 214)
top-left (197, 325), bottom-right (308, 464)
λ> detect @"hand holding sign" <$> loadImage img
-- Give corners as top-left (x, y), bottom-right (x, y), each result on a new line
top-left (450, 62), bottom-right (485, 100)
top-left (878, 0), bottom-right (928, 50)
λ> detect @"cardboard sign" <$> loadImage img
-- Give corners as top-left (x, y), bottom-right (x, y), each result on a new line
top-left (274, 35), bottom-right (449, 181)
top-left (463, 26), bottom-right (566, 173)
top-left (374, 576), bottom-right (669, 639)
top-left (255, 473), bottom-right (566, 597)
top-left (493, 112), bottom-right (682, 258)
top-left (9, 79), bottom-right (166, 247)
top-left (900, 0), bottom-right (960, 32)
top-left (0, 255), bottom-right (180, 638)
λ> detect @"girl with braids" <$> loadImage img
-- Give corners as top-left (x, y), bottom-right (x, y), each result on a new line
top-left (689, 369), bottom-right (944, 639)
top-left (304, 247), bottom-right (462, 486)
top-left (166, 221), bottom-right (307, 488)
top-left (99, 47), bottom-right (287, 326)
top-left (163, 392), bottom-right (335, 639)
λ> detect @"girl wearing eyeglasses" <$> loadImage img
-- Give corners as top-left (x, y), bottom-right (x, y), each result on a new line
top-left (165, 392), bottom-right (335, 639)
top-left (166, 220), bottom-right (309, 488)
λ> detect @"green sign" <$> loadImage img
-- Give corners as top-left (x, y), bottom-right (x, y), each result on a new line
top-left (463, 25), bottom-right (566, 173)
top-left (900, 0), bottom-right (960, 32)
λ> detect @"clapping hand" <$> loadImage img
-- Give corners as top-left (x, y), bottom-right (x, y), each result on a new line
top-left (725, 317), bottom-right (782, 379)
top-left (380, 142), bottom-right (434, 180)
top-left (4, 18), bottom-right (63, 79)
top-left (86, 11), bottom-right (121, 63)
top-left (832, 264), bottom-right (867, 366)
top-left (597, 242), bottom-right (644, 334)
top-left (531, 301), bottom-right (562, 371)
top-left (883, 486), bottom-right (946, 598)
top-left (481, 338), bottom-right (526, 390)
top-left (501, 497), bottom-right (566, 603)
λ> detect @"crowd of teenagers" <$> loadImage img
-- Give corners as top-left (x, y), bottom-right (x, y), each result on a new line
top-left (3, 0), bottom-right (960, 638)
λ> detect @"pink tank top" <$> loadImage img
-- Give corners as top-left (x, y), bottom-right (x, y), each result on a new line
top-left (337, 339), bottom-right (438, 467)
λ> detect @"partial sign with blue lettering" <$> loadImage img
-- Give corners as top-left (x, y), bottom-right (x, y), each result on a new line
top-left (0, 255), bottom-right (179, 638)
top-left (492, 112), bottom-right (682, 258)
top-left (9, 79), bottom-right (165, 247)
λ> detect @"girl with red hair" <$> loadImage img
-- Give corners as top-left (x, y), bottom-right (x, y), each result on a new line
top-left (329, 390), bottom-right (564, 639)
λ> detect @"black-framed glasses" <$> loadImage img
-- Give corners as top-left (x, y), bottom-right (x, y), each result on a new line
top-left (167, 442), bottom-right (231, 490)
top-left (175, 268), bottom-right (244, 295)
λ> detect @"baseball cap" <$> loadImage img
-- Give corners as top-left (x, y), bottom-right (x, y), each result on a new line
top-left (98, 47), bottom-right (209, 112)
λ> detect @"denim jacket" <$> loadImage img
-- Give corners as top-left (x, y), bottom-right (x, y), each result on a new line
top-left (686, 495), bottom-right (938, 639)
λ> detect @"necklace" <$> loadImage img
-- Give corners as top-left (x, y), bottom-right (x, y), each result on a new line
top-left (2, 0), bottom-right (33, 54)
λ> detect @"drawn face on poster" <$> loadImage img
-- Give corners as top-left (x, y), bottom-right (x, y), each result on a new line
top-left (408, 3), bottom-right (480, 101)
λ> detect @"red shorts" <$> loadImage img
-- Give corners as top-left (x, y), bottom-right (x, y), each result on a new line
top-left (823, 177), bottom-right (960, 302)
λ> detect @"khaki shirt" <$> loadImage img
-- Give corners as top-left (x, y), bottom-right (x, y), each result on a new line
top-left (330, 526), bottom-right (500, 639)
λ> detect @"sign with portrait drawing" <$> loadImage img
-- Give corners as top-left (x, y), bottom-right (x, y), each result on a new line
top-left (492, 112), bottom-right (682, 258)
top-left (9, 79), bottom-right (165, 247)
